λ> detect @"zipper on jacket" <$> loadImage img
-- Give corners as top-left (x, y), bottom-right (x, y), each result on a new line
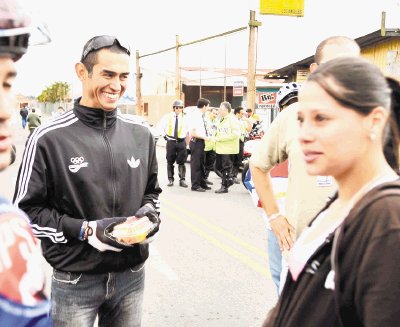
top-left (103, 111), bottom-right (117, 216)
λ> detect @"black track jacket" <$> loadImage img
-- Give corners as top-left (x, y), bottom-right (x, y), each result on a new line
top-left (13, 100), bottom-right (162, 273)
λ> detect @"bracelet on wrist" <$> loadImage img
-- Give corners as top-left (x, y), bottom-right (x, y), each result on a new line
top-left (268, 212), bottom-right (283, 222)
top-left (83, 222), bottom-right (90, 241)
top-left (78, 221), bottom-right (89, 241)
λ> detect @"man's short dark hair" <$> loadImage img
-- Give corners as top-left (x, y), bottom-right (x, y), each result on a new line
top-left (31, 108), bottom-right (36, 112)
top-left (197, 98), bottom-right (210, 108)
top-left (234, 106), bottom-right (243, 115)
top-left (82, 44), bottom-right (128, 76)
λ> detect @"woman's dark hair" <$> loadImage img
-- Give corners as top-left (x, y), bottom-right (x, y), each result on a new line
top-left (384, 77), bottom-right (400, 171)
top-left (308, 56), bottom-right (400, 170)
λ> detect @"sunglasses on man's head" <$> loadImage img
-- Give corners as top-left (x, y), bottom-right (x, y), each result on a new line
top-left (81, 35), bottom-right (130, 61)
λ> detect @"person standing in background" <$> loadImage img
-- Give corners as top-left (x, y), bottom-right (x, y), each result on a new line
top-left (232, 106), bottom-right (251, 184)
top-left (246, 108), bottom-right (260, 126)
top-left (204, 107), bottom-right (219, 185)
top-left (52, 106), bottom-right (65, 119)
top-left (214, 101), bottom-right (240, 194)
top-left (159, 99), bottom-right (189, 187)
top-left (189, 97), bottom-right (212, 192)
top-left (250, 36), bottom-right (361, 252)
top-left (27, 107), bottom-right (41, 135)
top-left (19, 104), bottom-right (28, 129)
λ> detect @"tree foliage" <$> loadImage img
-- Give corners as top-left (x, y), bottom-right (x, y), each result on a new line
top-left (37, 82), bottom-right (71, 103)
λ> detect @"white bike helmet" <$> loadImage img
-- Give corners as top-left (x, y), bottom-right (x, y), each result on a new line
top-left (0, 0), bottom-right (51, 61)
top-left (275, 82), bottom-right (301, 111)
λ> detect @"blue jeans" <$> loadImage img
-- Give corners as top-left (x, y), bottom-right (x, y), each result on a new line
top-left (267, 229), bottom-right (282, 295)
top-left (22, 116), bottom-right (27, 129)
top-left (50, 265), bottom-right (145, 327)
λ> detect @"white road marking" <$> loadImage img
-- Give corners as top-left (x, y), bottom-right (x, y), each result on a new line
top-left (149, 245), bottom-right (179, 281)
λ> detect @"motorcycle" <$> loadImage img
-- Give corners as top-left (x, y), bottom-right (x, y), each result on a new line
top-left (241, 121), bottom-right (264, 185)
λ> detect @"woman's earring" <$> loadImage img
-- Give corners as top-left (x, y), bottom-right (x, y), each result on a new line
top-left (369, 131), bottom-right (376, 141)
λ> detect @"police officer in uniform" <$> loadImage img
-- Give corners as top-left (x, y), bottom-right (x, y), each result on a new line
top-left (160, 99), bottom-right (189, 187)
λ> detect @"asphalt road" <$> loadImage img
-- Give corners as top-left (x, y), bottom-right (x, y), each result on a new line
top-left (1, 117), bottom-right (277, 327)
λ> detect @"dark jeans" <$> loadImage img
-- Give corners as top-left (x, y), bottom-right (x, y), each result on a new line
top-left (190, 139), bottom-right (207, 189)
top-left (215, 153), bottom-right (233, 186)
top-left (50, 266), bottom-right (145, 327)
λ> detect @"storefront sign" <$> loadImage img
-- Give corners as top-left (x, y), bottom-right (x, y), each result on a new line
top-left (233, 81), bottom-right (244, 97)
top-left (260, 0), bottom-right (304, 17)
top-left (256, 88), bottom-right (278, 109)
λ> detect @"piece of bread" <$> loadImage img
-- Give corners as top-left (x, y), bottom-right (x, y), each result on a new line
top-left (111, 216), bottom-right (153, 244)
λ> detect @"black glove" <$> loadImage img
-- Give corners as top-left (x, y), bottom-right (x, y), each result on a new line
top-left (134, 204), bottom-right (160, 239)
top-left (163, 135), bottom-right (168, 141)
top-left (88, 217), bottom-right (135, 250)
top-left (87, 221), bottom-right (122, 252)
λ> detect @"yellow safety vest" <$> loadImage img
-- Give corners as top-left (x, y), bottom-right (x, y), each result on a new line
top-left (168, 113), bottom-right (183, 138)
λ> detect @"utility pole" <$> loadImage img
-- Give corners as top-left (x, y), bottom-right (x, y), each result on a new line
top-left (199, 63), bottom-right (202, 98)
top-left (135, 50), bottom-right (142, 115)
top-left (247, 10), bottom-right (261, 111)
top-left (224, 37), bottom-right (227, 101)
top-left (175, 35), bottom-right (181, 99)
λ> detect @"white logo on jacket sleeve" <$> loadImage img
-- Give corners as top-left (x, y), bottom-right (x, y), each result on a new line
top-left (68, 157), bottom-right (88, 173)
top-left (127, 156), bottom-right (140, 168)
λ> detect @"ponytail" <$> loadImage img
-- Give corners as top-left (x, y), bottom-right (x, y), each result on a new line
top-left (384, 77), bottom-right (400, 172)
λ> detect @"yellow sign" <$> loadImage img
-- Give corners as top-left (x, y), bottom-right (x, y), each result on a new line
top-left (296, 69), bottom-right (309, 83)
top-left (260, 0), bottom-right (304, 17)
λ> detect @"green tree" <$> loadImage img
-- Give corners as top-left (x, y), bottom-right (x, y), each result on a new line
top-left (37, 82), bottom-right (71, 104)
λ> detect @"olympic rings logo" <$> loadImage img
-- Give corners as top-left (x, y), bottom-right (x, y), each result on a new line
top-left (70, 157), bottom-right (84, 165)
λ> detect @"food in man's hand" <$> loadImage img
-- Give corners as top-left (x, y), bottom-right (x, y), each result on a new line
top-left (111, 216), bottom-right (153, 244)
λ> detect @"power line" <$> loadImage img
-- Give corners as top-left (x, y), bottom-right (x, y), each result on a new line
top-left (139, 26), bottom-right (247, 59)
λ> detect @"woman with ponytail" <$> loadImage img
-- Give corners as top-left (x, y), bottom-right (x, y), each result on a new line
top-left (263, 57), bottom-right (400, 327)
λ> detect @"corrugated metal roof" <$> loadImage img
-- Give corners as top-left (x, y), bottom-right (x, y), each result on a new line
top-left (264, 29), bottom-right (400, 79)
top-left (180, 66), bottom-right (283, 86)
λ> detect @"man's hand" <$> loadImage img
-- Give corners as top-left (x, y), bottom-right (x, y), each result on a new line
top-left (134, 204), bottom-right (161, 242)
top-left (270, 215), bottom-right (295, 251)
top-left (87, 221), bottom-right (123, 252)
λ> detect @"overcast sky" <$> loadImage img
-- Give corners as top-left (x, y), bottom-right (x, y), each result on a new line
top-left (13, 0), bottom-right (400, 97)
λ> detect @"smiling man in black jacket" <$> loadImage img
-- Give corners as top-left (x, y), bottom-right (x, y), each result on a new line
top-left (13, 35), bottom-right (162, 326)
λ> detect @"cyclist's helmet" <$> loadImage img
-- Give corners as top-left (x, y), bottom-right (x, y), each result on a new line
top-left (275, 82), bottom-right (301, 111)
top-left (0, 0), bottom-right (51, 61)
